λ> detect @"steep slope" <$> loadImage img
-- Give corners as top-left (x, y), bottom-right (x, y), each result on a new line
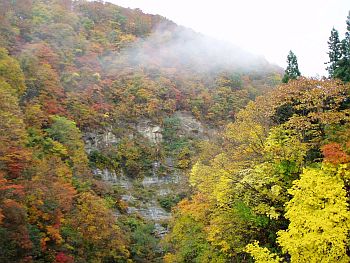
top-left (0, 0), bottom-right (282, 262)
top-left (164, 78), bottom-right (350, 262)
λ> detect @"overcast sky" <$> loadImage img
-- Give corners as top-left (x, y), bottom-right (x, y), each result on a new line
top-left (109, 0), bottom-right (349, 77)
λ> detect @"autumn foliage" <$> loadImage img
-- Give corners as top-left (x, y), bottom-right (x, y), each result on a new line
top-left (1, 0), bottom-right (349, 262)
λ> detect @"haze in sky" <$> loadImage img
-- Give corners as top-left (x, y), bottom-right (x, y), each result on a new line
top-left (109, 0), bottom-right (349, 77)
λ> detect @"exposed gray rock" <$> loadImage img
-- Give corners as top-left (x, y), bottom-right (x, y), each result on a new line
top-left (83, 125), bottom-right (198, 239)
top-left (136, 119), bottom-right (162, 144)
top-left (142, 173), bottom-right (180, 187)
top-left (142, 162), bottom-right (180, 187)
top-left (173, 111), bottom-right (219, 139)
top-left (164, 157), bottom-right (174, 168)
top-left (154, 223), bottom-right (168, 238)
top-left (158, 188), bottom-right (172, 196)
top-left (175, 111), bottom-right (204, 135)
top-left (141, 205), bottom-right (170, 221)
top-left (93, 169), bottom-right (132, 189)
top-left (127, 202), bottom-right (170, 221)
top-left (121, 194), bottom-right (136, 202)
top-left (84, 130), bottom-right (119, 153)
top-left (126, 206), bottom-right (139, 214)
top-left (93, 160), bottom-right (178, 227)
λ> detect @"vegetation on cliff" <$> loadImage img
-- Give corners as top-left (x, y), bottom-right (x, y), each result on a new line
top-left (1, 0), bottom-right (349, 262)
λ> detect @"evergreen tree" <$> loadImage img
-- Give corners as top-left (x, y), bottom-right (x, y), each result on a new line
top-left (345, 11), bottom-right (350, 60)
top-left (282, 51), bottom-right (301, 83)
top-left (330, 11), bottom-right (350, 82)
top-left (325, 28), bottom-right (341, 77)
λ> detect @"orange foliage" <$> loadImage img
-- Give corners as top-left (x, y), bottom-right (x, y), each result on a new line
top-left (2, 147), bottom-right (32, 179)
top-left (322, 143), bottom-right (350, 164)
top-left (176, 193), bottom-right (211, 221)
top-left (0, 172), bottom-right (25, 224)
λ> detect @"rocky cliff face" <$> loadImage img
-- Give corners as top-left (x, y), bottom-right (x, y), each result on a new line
top-left (175, 111), bottom-right (204, 135)
top-left (136, 119), bottom-right (162, 144)
top-left (84, 129), bottom-right (119, 154)
top-left (93, 161), bottom-right (177, 236)
top-left (174, 111), bottom-right (218, 139)
top-left (83, 111), bottom-right (210, 236)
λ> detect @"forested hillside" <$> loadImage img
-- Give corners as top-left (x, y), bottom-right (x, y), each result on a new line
top-left (164, 78), bottom-right (350, 262)
top-left (0, 0), bottom-right (349, 262)
top-left (163, 11), bottom-right (350, 263)
top-left (0, 0), bottom-right (281, 262)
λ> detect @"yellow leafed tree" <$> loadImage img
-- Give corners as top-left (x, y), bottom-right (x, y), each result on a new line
top-left (245, 241), bottom-right (282, 263)
top-left (277, 165), bottom-right (350, 263)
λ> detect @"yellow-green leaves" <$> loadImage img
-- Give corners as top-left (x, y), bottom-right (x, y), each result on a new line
top-left (0, 48), bottom-right (26, 96)
top-left (245, 241), bottom-right (283, 263)
top-left (190, 154), bottom-right (234, 205)
top-left (277, 166), bottom-right (350, 263)
top-left (264, 127), bottom-right (306, 168)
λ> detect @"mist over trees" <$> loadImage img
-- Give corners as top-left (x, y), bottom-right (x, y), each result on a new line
top-left (164, 11), bottom-right (350, 263)
top-left (0, 0), bottom-right (349, 263)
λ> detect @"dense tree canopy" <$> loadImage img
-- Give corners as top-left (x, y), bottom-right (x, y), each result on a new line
top-left (0, 0), bottom-right (349, 262)
top-left (164, 77), bottom-right (350, 262)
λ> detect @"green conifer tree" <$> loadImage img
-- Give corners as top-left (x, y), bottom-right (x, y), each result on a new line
top-left (325, 28), bottom-right (341, 77)
top-left (333, 11), bottom-right (350, 82)
top-left (282, 51), bottom-right (301, 83)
